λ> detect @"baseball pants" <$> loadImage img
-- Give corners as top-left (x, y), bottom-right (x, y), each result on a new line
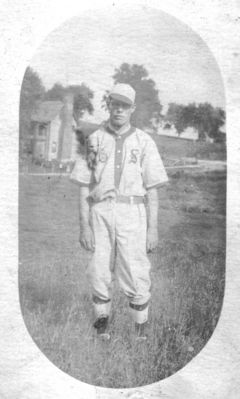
top-left (86, 199), bottom-right (151, 324)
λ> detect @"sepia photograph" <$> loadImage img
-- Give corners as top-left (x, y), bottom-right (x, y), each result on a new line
top-left (18, 6), bottom-right (226, 389)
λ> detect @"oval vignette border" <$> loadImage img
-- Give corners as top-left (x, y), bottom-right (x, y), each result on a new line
top-left (0, 1), bottom-right (240, 399)
top-left (19, 1), bottom-right (226, 391)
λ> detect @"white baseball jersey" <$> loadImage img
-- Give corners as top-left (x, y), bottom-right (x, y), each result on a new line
top-left (71, 122), bottom-right (168, 321)
top-left (70, 122), bottom-right (168, 200)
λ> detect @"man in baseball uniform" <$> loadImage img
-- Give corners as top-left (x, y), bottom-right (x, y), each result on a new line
top-left (71, 83), bottom-right (168, 340)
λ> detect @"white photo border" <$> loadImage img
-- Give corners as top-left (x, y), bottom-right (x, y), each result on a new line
top-left (1, 1), bottom-right (240, 398)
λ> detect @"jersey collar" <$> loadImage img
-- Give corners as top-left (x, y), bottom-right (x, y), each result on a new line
top-left (105, 121), bottom-right (136, 138)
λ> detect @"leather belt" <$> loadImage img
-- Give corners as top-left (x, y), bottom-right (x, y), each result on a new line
top-left (91, 195), bottom-right (145, 205)
top-left (115, 195), bottom-right (145, 204)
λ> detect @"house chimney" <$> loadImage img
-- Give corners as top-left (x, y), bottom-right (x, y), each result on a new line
top-left (58, 92), bottom-right (74, 162)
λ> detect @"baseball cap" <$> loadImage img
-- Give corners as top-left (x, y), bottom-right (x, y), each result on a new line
top-left (109, 83), bottom-right (136, 105)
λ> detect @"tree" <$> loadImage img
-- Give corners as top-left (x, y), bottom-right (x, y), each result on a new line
top-left (165, 103), bottom-right (187, 135)
top-left (166, 102), bottom-right (225, 141)
top-left (45, 83), bottom-right (94, 123)
top-left (193, 103), bottom-right (225, 141)
top-left (104, 63), bottom-right (162, 129)
top-left (19, 67), bottom-right (45, 141)
top-left (44, 83), bottom-right (65, 101)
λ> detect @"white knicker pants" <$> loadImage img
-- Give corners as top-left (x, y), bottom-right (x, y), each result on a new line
top-left (86, 200), bottom-right (151, 323)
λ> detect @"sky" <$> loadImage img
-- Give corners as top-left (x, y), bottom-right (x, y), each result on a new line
top-left (29, 7), bottom-right (225, 123)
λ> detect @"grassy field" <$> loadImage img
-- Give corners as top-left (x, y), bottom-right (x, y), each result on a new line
top-left (19, 137), bottom-right (226, 173)
top-left (19, 168), bottom-right (226, 388)
top-left (153, 135), bottom-right (226, 161)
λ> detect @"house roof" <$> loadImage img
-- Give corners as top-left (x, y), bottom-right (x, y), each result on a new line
top-left (31, 101), bottom-right (63, 123)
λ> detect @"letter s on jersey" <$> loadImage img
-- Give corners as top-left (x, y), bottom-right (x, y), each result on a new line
top-left (129, 149), bottom-right (139, 163)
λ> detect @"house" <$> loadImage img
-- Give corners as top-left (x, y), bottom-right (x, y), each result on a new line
top-left (216, 123), bottom-right (226, 143)
top-left (157, 122), bottom-right (179, 138)
top-left (180, 126), bottom-right (199, 141)
top-left (157, 121), bottom-right (200, 141)
top-left (30, 94), bottom-right (75, 163)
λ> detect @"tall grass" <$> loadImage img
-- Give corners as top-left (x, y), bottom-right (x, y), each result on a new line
top-left (19, 170), bottom-right (225, 388)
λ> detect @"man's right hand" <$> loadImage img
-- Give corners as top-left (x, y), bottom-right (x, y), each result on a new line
top-left (79, 225), bottom-right (95, 251)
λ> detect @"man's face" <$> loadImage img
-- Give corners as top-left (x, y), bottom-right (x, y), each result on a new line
top-left (108, 98), bottom-right (135, 128)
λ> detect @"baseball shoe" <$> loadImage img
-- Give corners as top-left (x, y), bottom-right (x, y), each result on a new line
top-left (93, 316), bottom-right (110, 340)
top-left (135, 322), bottom-right (148, 341)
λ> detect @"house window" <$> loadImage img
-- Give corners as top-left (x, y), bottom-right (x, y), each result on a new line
top-left (52, 141), bottom-right (57, 153)
top-left (38, 124), bottom-right (47, 137)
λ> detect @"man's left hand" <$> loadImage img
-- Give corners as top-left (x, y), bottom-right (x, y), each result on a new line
top-left (146, 227), bottom-right (158, 253)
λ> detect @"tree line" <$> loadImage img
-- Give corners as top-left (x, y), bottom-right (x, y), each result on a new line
top-left (20, 64), bottom-right (225, 146)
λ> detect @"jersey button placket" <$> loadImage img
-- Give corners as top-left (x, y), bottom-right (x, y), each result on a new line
top-left (115, 135), bottom-right (123, 189)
